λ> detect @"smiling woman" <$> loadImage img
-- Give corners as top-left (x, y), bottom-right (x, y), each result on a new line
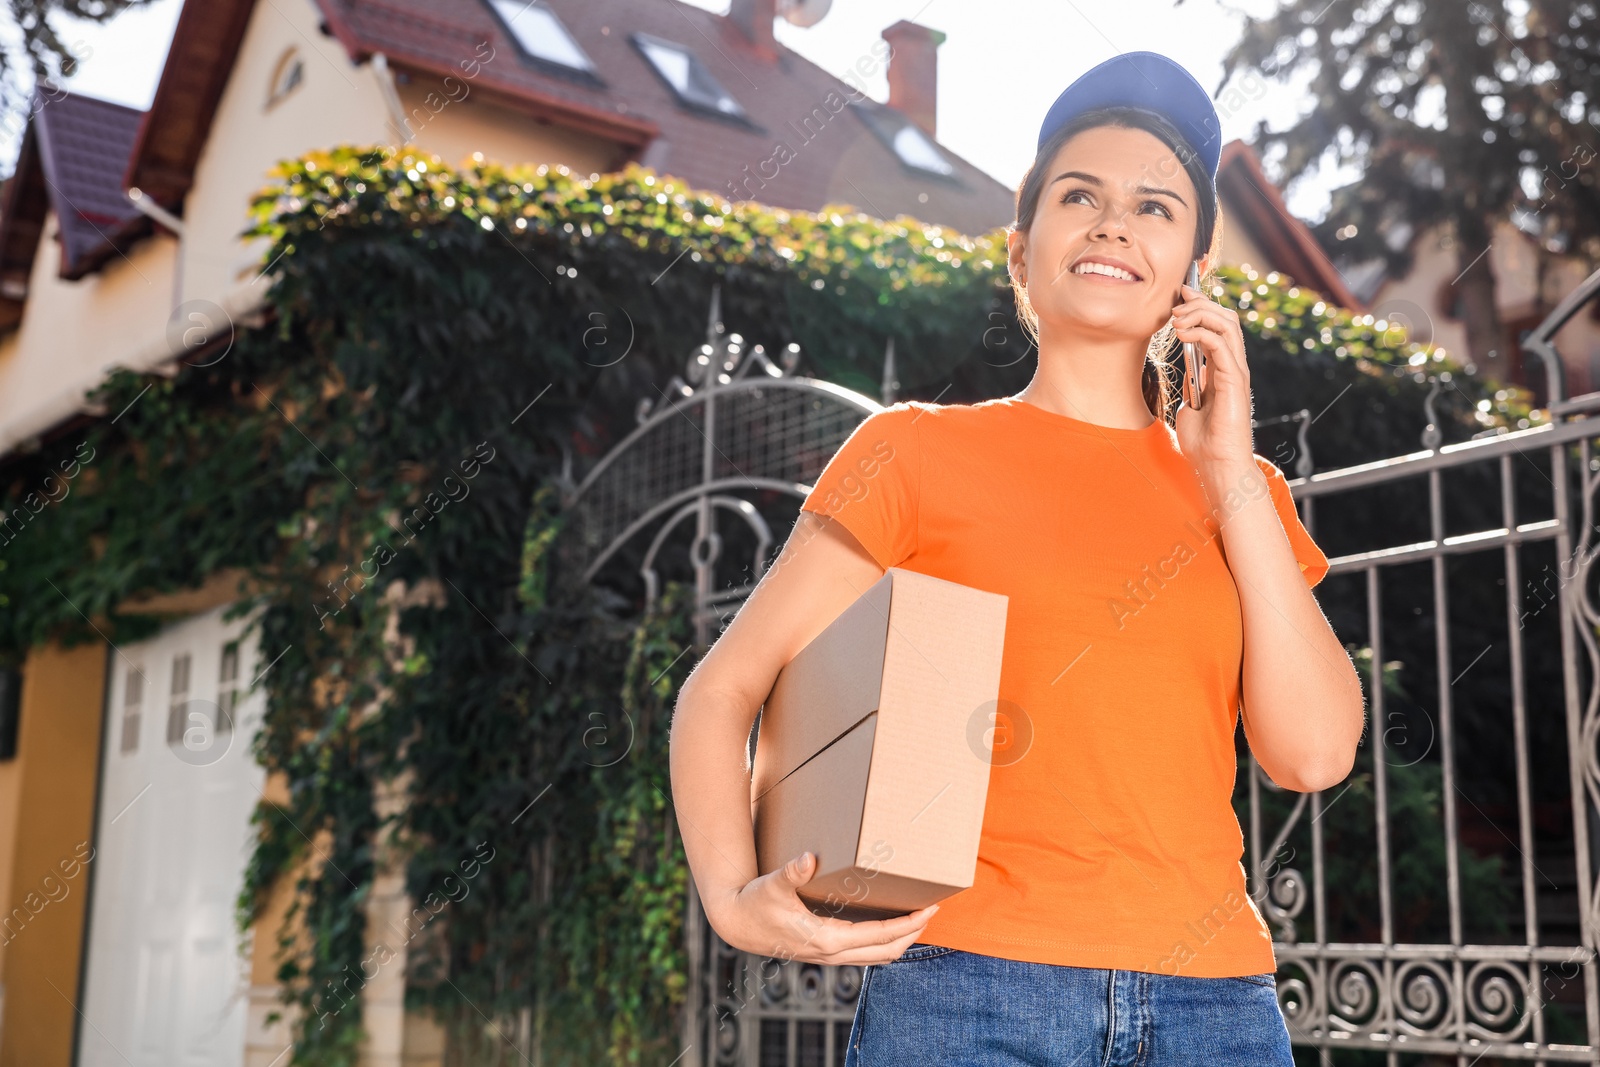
top-left (668, 48), bottom-right (1364, 1067)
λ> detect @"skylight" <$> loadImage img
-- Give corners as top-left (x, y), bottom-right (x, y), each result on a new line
top-left (487, 0), bottom-right (596, 74)
top-left (632, 33), bottom-right (745, 119)
top-left (849, 100), bottom-right (957, 178)
top-left (892, 123), bottom-right (954, 176)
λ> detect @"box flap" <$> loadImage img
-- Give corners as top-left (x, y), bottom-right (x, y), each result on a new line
top-left (751, 570), bottom-right (893, 801)
top-left (752, 713), bottom-right (876, 888)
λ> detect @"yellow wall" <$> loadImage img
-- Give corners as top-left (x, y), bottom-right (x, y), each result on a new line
top-left (397, 76), bottom-right (620, 176)
top-left (243, 771), bottom-right (301, 1067)
top-left (0, 736), bottom-right (20, 999)
top-left (0, 640), bottom-right (106, 1067)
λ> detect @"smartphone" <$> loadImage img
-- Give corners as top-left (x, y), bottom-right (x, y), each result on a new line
top-left (1183, 261), bottom-right (1203, 409)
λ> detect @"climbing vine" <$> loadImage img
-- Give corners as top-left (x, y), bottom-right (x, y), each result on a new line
top-left (0, 145), bottom-right (1533, 1064)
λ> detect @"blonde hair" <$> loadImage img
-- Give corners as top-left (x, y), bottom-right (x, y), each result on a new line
top-left (1009, 106), bottom-right (1225, 424)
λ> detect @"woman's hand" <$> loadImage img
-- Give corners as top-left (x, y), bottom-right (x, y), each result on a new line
top-left (712, 851), bottom-right (939, 966)
top-left (1171, 282), bottom-right (1256, 483)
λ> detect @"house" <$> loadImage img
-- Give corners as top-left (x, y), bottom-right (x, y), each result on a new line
top-left (1320, 197), bottom-right (1600, 409)
top-left (0, 2), bottom-right (1017, 1065)
top-left (0, 2), bottom-right (1392, 1062)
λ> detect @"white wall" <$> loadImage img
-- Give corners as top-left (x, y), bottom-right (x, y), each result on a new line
top-left (179, 0), bottom-right (393, 304)
top-left (0, 221), bottom-right (179, 447)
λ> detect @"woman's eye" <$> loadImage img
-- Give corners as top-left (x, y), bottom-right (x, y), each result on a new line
top-left (1059, 190), bottom-right (1172, 219)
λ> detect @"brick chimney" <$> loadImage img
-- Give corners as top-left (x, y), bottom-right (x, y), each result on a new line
top-left (881, 20), bottom-right (945, 138)
top-left (728, 0), bottom-right (779, 60)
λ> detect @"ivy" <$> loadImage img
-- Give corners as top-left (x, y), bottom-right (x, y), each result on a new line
top-left (0, 144), bottom-right (1532, 1064)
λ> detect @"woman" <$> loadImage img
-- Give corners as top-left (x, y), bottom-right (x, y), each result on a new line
top-left (668, 51), bottom-right (1365, 1066)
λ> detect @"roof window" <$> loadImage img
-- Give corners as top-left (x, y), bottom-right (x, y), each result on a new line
top-left (486, 0), bottom-right (597, 74)
top-left (892, 123), bottom-right (954, 176)
top-left (850, 100), bottom-right (955, 177)
top-left (632, 33), bottom-right (746, 119)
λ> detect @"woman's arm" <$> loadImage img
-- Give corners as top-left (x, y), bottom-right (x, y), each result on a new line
top-left (1172, 283), bottom-right (1366, 793)
top-left (1203, 458), bottom-right (1365, 792)
top-left (669, 511), bottom-right (938, 964)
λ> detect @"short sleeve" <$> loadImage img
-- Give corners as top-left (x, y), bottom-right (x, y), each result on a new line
top-left (800, 403), bottom-right (921, 569)
top-left (1253, 455), bottom-right (1330, 589)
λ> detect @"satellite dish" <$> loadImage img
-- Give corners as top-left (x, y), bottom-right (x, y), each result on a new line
top-left (777, 0), bottom-right (832, 28)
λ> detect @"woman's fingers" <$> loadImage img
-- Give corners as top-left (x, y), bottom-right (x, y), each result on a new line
top-left (795, 900), bottom-right (937, 945)
top-left (733, 851), bottom-right (949, 965)
top-left (1174, 326), bottom-right (1221, 389)
top-left (1174, 323), bottom-right (1246, 391)
top-left (836, 904), bottom-right (940, 945)
top-left (1172, 302), bottom-right (1248, 379)
top-left (819, 923), bottom-right (932, 968)
top-left (796, 909), bottom-right (935, 966)
top-left (773, 901), bottom-right (940, 963)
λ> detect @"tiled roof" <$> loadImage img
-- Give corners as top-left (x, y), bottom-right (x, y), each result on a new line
top-left (0, 89), bottom-right (149, 327)
top-left (317, 0), bottom-right (1015, 234)
top-left (33, 92), bottom-right (148, 275)
top-left (132, 0), bottom-right (1016, 237)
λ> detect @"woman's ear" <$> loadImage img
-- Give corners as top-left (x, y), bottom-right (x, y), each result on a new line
top-left (1006, 228), bottom-right (1028, 288)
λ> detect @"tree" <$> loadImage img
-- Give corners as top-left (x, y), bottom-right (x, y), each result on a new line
top-left (1211, 0), bottom-right (1600, 388)
top-left (2, 1), bottom-right (149, 79)
top-left (0, 1), bottom-right (154, 156)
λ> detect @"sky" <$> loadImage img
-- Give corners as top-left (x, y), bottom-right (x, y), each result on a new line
top-left (34, 0), bottom-right (1353, 222)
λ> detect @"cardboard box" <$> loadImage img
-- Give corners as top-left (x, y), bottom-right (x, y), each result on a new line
top-left (751, 567), bottom-right (1009, 920)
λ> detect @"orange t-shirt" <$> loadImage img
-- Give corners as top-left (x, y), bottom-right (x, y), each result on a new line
top-left (798, 396), bottom-right (1330, 978)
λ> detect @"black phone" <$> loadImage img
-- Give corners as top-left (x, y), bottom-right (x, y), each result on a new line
top-left (1182, 261), bottom-right (1203, 409)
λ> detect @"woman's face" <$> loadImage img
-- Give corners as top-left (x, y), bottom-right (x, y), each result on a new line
top-left (1008, 125), bottom-right (1207, 343)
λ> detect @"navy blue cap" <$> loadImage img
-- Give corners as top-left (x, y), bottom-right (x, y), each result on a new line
top-left (1036, 52), bottom-right (1221, 184)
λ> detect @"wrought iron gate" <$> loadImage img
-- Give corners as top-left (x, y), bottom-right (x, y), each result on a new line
top-left (1256, 266), bottom-right (1600, 1066)
top-left (561, 289), bottom-right (883, 1067)
top-left (562, 269), bottom-right (1600, 1066)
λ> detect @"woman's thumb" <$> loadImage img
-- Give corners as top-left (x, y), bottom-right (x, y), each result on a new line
top-left (784, 851), bottom-right (815, 884)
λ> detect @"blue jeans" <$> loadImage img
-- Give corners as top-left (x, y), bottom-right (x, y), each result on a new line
top-left (844, 943), bottom-right (1294, 1066)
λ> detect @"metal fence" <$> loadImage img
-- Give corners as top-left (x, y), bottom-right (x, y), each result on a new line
top-left (1253, 268), bottom-right (1600, 1066)
top-left (1261, 412), bottom-right (1600, 1065)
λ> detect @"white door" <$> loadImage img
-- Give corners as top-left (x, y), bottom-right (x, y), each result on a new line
top-left (77, 603), bottom-right (267, 1067)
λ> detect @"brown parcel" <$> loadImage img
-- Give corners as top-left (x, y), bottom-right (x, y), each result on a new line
top-left (750, 567), bottom-right (1009, 920)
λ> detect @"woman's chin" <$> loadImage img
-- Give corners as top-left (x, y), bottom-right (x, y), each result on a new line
top-left (1037, 307), bottom-right (1160, 339)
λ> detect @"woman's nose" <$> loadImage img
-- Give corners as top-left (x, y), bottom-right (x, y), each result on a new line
top-left (1093, 204), bottom-right (1133, 241)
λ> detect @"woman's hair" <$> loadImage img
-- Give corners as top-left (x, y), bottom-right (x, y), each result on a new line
top-left (1009, 105), bottom-right (1225, 423)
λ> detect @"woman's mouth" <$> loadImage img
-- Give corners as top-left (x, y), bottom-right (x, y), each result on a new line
top-left (1069, 262), bottom-right (1142, 284)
